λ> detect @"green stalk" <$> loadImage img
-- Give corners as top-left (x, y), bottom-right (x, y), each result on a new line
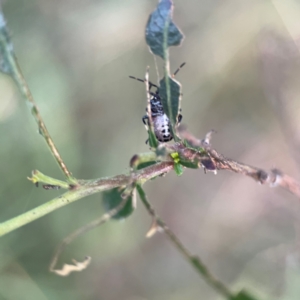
top-left (137, 184), bottom-right (234, 300)
top-left (163, 14), bottom-right (179, 142)
top-left (0, 12), bottom-right (76, 183)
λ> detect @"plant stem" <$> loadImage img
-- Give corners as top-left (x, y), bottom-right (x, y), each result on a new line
top-left (49, 191), bottom-right (132, 273)
top-left (136, 184), bottom-right (234, 299)
top-left (28, 170), bottom-right (71, 189)
top-left (162, 14), bottom-right (173, 133)
top-left (0, 12), bottom-right (75, 183)
top-left (0, 162), bottom-right (174, 237)
top-left (0, 186), bottom-right (106, 237)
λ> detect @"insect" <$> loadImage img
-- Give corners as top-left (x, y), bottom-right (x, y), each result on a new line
top-left (129, 63), bottom-right (185, 142)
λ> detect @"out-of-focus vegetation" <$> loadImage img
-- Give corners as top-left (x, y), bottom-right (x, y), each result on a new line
top-left (1, 0), bottom-right (300, 299)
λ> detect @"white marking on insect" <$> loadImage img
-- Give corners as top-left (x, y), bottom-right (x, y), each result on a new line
top-left (153, 114), bottom-right (172, 142)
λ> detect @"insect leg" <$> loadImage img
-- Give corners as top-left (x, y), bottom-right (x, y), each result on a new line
top-left (177, 114), bottom-right (183, 124)
top-left (142, 115), bottom-right (149, 125)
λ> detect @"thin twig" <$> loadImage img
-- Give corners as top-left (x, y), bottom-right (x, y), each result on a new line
top-left (177, 129), bottom-right (300, 199)
top-left (49, 190), bottom-right (132, 273)
top-left (136, 185), bottom-right (234, 299)
top-left (0, 162), bottom-right (174, 237)
top-left (0, 12), bottom-right (75, 182)
top-left (1, 130), bottom-right (300, 237)
top-left (145, 66), bottom-right (153, 129)
top-left (1, 126), bottom-right (300, 238)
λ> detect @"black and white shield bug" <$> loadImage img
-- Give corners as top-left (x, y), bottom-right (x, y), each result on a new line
top-left (129, 63), bottom-right (185, 143)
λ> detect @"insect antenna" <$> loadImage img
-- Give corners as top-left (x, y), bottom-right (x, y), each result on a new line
top-left (129, 62), bottom-right (186, 88)
top-left (129, 76), bottom-right (159, 90)
top-left (172, 62), bottom-right (186, 77)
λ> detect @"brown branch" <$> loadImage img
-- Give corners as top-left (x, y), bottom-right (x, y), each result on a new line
top-left (2, 126), bottom-right (299, 238)
top-left (176, 128), bottom-right (300, 199)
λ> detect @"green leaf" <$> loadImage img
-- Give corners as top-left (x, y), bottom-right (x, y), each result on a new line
top-left (102, 187), bottom-right (135, 220)
top-left (0, 13), bottom-right (14, 75)
top-left (179, 160), bottom-right (199, 169)
top-left (130, 152), bottom-right (157, 170)
top-left (159, 76), bottom-right (181, 132)
top-left (145, 0), bottom-right (184, 59)
top-left (174, 163), bottom-right (184, 176)
top-left (148, 127), bottom-right (159, 149)
top-left (183, 139), bottom-right (205, 153)
top-left (231, 290), bottom-right (259, 300)
top-left (136, 160), bottom-right (157, 170)
top-left (170, 152), bottom-right (180, 163)
top-left (170, 152), bottom-right (184, 175)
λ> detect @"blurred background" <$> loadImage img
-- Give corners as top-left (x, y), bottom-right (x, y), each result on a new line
top-left (1, 0), bottom-right (300, 299)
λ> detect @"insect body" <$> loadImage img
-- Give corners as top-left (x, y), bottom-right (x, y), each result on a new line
top-left (130, 63), bottom-right (185, 142)
top-left (142, 90), bottom-right (182, 142)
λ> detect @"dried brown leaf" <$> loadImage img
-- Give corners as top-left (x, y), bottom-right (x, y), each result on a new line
top-left (51, 256), bottom-right (91, 277)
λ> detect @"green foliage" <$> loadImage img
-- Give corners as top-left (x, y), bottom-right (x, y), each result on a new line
top-left (145, 0), bottom-right (183, 59)
top-left (179, 159), bottom-right (199, 169)
top-left (0, 0), bottom-right (278, 299)
top-left (145, 0), bottom-right (183, 141)
top-left (159, 76), bottom-right (181, 132)
top-left (174, 162), bottom-right (184, 176)
top-left (170, 152), bottom-right (184, 175)
top-left (102, 187), bottom-right (135, 220)
top-left (231, 291), bottom-right (258, 300)
top-left (183, 139), bottom-right (205, 153)
top-left (136, 160), bottom-right (157, 170)
top-left (147, 126), bottom-right (159, 149)
top-left (0, 15), bottom-right (14, 75)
